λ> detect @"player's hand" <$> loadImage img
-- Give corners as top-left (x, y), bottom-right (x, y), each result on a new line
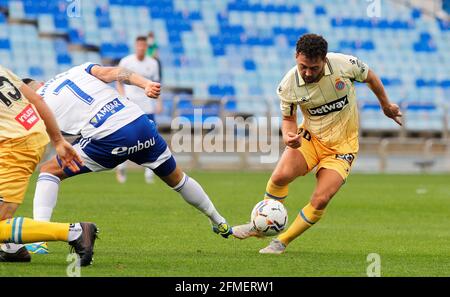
top-left (145, 81), bottom-right (161, 98)
top-left (54, 139), bottom-right (84, 173)
top-left (285, 132), bottom-right (301, 149)
top-left (382, 103), bottom-right (402, 126)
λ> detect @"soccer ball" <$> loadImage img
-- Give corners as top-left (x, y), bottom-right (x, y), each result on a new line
top-left (251, 199), bottom-right (288, 236)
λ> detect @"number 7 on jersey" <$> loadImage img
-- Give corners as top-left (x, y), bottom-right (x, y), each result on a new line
top-left (53, 79), bottom-right (94, 105)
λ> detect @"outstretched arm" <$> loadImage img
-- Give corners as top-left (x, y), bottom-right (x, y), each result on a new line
top-left (364, 69), bottom-right (402, 126)
top-left (90, 65), bottom-right (161, 98)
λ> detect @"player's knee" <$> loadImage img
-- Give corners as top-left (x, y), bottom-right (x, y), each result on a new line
top-left (40, 162), bottom-right (58, 174)
top-left (270, 173), bottom-right (291, 186)
top-left (39, 162), bottom-right (52, 173)
top-left (39, 162), bottom-right (66, 180)
top-left (161, 166), bottom-right (184, 188)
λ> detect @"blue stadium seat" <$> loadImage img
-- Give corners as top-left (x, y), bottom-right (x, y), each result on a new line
top-left (0, 12), bottom-right (6, 23)
top-left (57, 54), bottom-right (72, 65)
top-left (360, 102), bottom-right (402, 131)
top-left (0, 38), bottom-right (10, 49)
top-left (243, 59), bottom-right (256, 71)
top-left (8, 1), bottom-right (25, 19)
top-left (0, 0), bottom-right (447, 132)
top-left (29, 66), bottom-right (44, 77)
top-left (405, 102), bottom-right (444, 132)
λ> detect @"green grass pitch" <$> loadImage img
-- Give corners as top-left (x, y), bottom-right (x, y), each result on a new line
top-left (2, 171), bottom-right (450, 276)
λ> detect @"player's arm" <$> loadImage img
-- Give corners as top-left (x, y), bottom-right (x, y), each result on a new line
top-left (364, 69), bottom-right (402, 126)
top-left (282, 113), bottom-right (301, 149)
top-left (19, 84), bottom-right (83, 172)
top-left (90, 65), bottom-right (161, 98)
top-left (278, 79), bottom-right (301, 148)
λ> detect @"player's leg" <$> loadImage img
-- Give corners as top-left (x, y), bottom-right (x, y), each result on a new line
top-left (260, 152), bottom-right (353, 254)
top-left (233, 146), bottom-right (313, 239)
top-left (135, 136), bottom-right (232, 238)
top-left (0, 143), bottom-right (98, 264)
top-left (0, 201), bottom-right (97, 262)
top-left (148, 155), bottom-right (232, 238)
top-left (116, 161), bottom-right (127, 184)
top-left (33, 142), bottom-right (94, 223)
top-left (144, 167), bottom-right (154, 184)
top-left (28, 142), bottom-right (96, 254)
top-left (33, 157), bottom-right (67, 220)
top-left (126, 114), bottom-right (232, 237)
top-left (24, 156), bottom-right (69, 254)
top-left (260, 168), bottom-right (344, 254)
top-left (265, 146), bottom-right (310, 202)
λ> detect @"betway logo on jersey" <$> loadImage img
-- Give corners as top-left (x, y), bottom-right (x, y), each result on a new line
top-left (90, 98), bottom-right (125, 128)
top-left (111, 138), bottom-right (156, 156)
top-left (307, 95), bottom-right (349, 116)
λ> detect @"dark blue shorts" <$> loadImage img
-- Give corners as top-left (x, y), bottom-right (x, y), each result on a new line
top-left (57, 115), bottom-right (176, 178)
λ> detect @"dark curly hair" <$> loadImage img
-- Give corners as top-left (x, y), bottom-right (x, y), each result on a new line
top-left (296, 34), bottom-right (328, 60)
top-left (22, 78), bottom-right (35, 84)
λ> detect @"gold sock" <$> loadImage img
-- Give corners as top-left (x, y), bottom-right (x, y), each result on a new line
top-left (0, 217), bottom-right (69, 243)
top-left (264, 178), bottom-right (288, 203)
top-left (278, 203), bottom-right (324, 246)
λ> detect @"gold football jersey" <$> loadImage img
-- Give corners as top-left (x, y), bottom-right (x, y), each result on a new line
top-left (277, 52), bottom-right (369, 153)
top-left (0, 65), bottom-right (48, 144)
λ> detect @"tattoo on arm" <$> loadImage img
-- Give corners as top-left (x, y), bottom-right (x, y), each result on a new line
top-left (117, 68), bottom-right (133, 85)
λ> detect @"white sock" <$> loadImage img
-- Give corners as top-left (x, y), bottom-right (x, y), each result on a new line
top-left (33, 173), bottom-right (60, 222)
top-left (144, 168), bottom-right (154, 182)
top-left (173, 173), bottom-right (226, 225)
top-left (117, 162), bottom-right (126, 171)
top-left (0, 243), bottom-right (24, 253)
top-left (67, 223), bottom-right (82, 242)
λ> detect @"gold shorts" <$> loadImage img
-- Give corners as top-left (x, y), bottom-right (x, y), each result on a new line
top-left (297, 128), bottom-right (357, 180)
top-left (0, 133), bottom-right (48, 204)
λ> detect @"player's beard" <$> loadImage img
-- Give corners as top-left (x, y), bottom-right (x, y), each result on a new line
top-left (303, 67), bottom-right (325, 83)
top-left (303, 76), bottom-right (316, 83)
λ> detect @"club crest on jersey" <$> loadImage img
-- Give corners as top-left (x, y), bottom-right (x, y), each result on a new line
top-left (335, 79), bottom-right (345, 91)
top-left (89, 98), bottom-right (124, 128)
top-left (308, 95), bottom-right (348, 116)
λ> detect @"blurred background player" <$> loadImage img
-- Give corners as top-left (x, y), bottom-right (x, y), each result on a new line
top-left (232, 34), bottom-right (402, 254)
top-left (147, 31), bottom-right (162, 82)
top-left (115, 35), bottom-right (162, 184)
top-left (0, 65), bottom-right (98, 265)
top-left (24, 62), bottom-right (231, 254)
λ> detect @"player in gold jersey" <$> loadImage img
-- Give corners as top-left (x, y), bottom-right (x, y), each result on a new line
top-left (0, 65), bottom-right (98, 265)
top-left (232, 34), bottom-right (402, 254)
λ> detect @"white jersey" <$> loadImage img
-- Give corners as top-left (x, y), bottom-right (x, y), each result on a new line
top-left (119, 54), bottom-right (160, 114)
top-left (37, 62), bottom-right (145, 139)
